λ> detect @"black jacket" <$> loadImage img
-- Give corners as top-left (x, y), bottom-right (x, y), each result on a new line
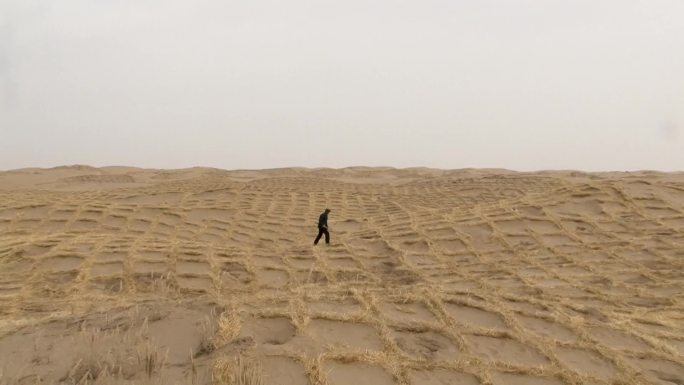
top-left (318, 212), bottom-right (328, 229)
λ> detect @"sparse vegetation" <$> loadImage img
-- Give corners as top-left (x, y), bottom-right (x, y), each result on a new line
top-left (213, 355), bottom-right (264, 385)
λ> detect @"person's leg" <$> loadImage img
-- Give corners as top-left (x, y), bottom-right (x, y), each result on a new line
top-left (324, 228), bottom-right (330, 244)
top-left (314, 228), bottom-right (323, 245)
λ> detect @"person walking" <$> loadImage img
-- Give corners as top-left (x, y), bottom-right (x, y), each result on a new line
top-left (313, 208), bottom-right (331, 245)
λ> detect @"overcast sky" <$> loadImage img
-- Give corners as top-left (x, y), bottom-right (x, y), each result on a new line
top-left (1, 0), bottom-right (683, 171)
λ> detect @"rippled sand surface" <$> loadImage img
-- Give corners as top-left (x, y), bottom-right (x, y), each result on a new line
top-left (0, 166), bottom-right (683, 384)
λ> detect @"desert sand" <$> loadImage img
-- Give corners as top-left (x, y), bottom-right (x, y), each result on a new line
top-left (0, 166), bottom-right (683, 385)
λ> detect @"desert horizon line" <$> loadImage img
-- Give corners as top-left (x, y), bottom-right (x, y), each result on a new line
top-left (3, 163), bottom-right (683, 174)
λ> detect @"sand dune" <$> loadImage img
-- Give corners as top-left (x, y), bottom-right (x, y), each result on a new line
top-left (0, 166), bottom-right (683, 384)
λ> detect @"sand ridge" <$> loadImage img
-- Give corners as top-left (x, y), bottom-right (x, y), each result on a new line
top-left (0, 166), bottom-right (683, 384)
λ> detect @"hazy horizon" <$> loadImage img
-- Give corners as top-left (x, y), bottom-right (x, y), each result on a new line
top-left (3, 164), bottom-right (684, 174)
top-left (2, 0), bottom-right (683, 172)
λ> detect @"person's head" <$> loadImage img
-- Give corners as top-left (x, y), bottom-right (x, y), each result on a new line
top-left (324, 208), bottom-right (331, 213)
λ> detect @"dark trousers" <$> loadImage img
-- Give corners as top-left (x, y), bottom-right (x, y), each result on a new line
top-left (314, 227), bottom-right (330, 245)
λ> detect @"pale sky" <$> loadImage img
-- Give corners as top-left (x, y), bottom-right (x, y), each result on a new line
top-left (1, 0), bottom-right (683, 171)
